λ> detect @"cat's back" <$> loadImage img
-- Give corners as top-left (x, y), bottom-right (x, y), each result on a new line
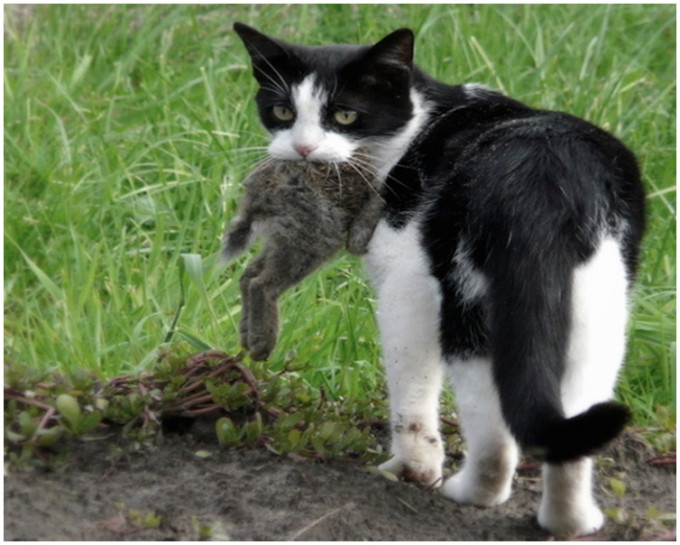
top-left (375, 89), bottom-right (646, 294)
top-left (417, 94), bottom-right (639, 196)
top-left (402, 93), bottom-right (645, 265)
top-left (453, 109), bottom-right (643, 221)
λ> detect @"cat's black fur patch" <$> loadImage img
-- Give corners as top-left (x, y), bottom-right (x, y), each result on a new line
top-left (543, 402), bottom-right (632, 463)
top-left (384, 82), bottom-right (645, 457)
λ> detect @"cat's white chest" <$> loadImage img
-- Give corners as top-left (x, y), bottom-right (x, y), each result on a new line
top-left (364, 219), bottom-right (427, 289)
top-left (364, 218), bottom-right (442, 336)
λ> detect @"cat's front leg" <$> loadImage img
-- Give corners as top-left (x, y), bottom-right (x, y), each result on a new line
top-left (367, 221), bottom-right (445, 487)
top-left (377, 304), bottom-right (445, 487)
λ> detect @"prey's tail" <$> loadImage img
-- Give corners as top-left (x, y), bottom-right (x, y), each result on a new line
top-left (220, 215), bottom-right (254, 264)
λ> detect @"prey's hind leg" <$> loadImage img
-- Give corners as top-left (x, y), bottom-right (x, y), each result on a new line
top-left (238, 254), bottom-right (266, 351)
top-left (539, 237), bottom-right (629, 536)
top-left (245, 245), bottom-right (328, 360)
top-left (442, 358), bottom-right (519, 506)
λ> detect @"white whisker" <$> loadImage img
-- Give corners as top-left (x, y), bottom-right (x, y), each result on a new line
top-left (353, 150), bottom-right (418, 199)
top-left (332, 162), bottom-right (343, 200)
top-left (249, 45), bottom-right (290, 98)
top-left (336, 151), bottom-right (386, 204)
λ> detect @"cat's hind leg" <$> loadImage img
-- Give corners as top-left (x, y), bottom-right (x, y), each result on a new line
top-left (538, 237), bottom-right (630, 536)
top-left (442, 358), bottom-right (519, 506)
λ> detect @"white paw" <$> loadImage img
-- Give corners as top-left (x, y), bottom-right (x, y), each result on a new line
top-left (378, 455), bottom-right (443, 488)
top-left (379, 426), bottom-right (444, 488)
top-left (538, 500), bottom-right (605, 537)
top-left (442, 468), bottom-right (512, 507)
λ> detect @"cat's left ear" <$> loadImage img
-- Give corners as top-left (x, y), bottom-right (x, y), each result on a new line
top-left (363, 28), bottom-right (414, 74)
top-left (233, 23), bottom-right (288, 63)
top-left (233, 22), bottom-right (302, 86)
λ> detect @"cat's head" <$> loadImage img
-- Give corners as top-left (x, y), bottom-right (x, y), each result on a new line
top-left (233, 23), bottom-right (421, 167)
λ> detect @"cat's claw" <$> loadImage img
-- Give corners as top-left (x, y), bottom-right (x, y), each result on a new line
top-left (380, 417), bottom-right (445, 488)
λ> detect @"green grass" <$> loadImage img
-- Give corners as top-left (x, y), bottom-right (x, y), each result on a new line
top-left (4, 5), bottom-right (675, 428)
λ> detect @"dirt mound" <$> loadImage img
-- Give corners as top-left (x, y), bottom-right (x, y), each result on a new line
top-left (4, 427), bottom-right (675, 540)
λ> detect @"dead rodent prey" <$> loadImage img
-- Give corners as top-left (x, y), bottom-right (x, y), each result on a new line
top-left (222, 153), bottom-right (383, 361)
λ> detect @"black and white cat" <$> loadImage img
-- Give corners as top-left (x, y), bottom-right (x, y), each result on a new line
top-left (232, 23), bottom-right (645, 536)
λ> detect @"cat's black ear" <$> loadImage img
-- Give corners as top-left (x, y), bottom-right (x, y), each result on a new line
top-left (364, 28), bottom-right (414, 73)
top-left (352, 28), bottom-right (413, 94)
top-left (233, 23), bottom-right (301, 85)
top-left (233, 23), bottom-right (287, 63)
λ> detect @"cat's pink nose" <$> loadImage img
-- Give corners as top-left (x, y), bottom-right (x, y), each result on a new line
top-left (294, 144), bottom-right (317, 158)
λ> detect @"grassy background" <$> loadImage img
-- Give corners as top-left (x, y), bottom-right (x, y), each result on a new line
top-left (4, 5), bottom-right (675, 428)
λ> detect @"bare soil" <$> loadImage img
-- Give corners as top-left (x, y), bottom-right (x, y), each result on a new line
top-left (4, 421), bottom-right (675, 541)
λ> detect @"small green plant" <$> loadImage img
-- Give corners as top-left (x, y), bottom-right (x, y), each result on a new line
top-left (604, 476), bottom-right (629, 523)
top-left (215, 417), bottom-right (242, 447)
top-left (4, 349), bottom-right (391, 465)
top-left (128, 509), bottom-right (163, 530)
top-left (603, 475), bottom-right (676, 539)
top-left (55, 394), bottom-right (101, 435)
top-left (5, 381), bottom-right (105, 463)
top-left (4, 405), bottom-right (62, 464)
top-left (112, 502), bottom-right (163, 531)
top-left (190, 516), bottom-right (230, 541)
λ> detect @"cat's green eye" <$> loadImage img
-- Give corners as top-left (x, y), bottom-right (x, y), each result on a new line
top-left (272, 105), bottom-right (295, 122)
top-left (333, 109), bottom-right (358, 126)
